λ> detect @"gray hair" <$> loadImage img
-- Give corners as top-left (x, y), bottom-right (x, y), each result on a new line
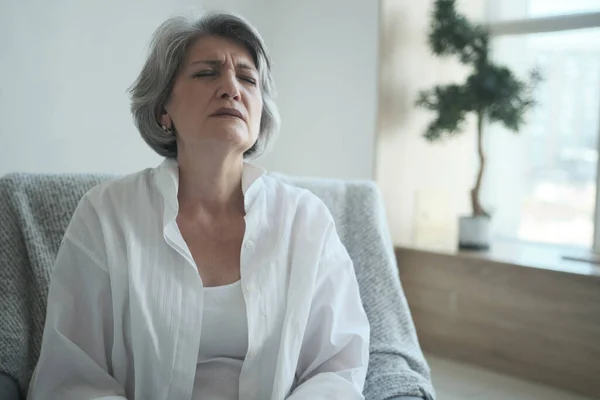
top-left (129, 11), bottom-right (280, 159)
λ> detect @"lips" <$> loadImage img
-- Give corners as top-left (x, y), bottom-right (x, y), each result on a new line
top-left (211, 107), bottom-right (244, 120)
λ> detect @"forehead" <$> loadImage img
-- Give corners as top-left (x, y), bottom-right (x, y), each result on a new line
top-left (186, 35), bottom-right (256, 67)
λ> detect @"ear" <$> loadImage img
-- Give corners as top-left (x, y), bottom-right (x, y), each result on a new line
top-left (160, 108), bottom-right (171, 128)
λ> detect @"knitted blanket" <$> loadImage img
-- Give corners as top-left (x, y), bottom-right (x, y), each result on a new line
top-left (0, 172), bottom-right (435, 400)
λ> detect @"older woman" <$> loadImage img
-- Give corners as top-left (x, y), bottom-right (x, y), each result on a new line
top-left (27, 11), bottom-right (370, 400)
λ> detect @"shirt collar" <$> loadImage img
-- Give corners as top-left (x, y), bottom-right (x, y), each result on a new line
top-left (153, 157), bottom-right (267, 224)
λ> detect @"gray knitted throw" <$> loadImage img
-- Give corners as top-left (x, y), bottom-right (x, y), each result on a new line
top-left (0, 172), bottom-right (435, 400)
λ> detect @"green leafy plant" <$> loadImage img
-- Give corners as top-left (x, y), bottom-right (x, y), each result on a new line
top-left (416, 0), bottom-right (542, 217)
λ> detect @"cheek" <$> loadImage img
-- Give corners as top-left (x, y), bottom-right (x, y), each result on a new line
top-left (249, 93), bottom-right (263, 129)
top-left (252, 107), bottom-right (263, 136)
top-left (171, 84), bottom-right (210, 113)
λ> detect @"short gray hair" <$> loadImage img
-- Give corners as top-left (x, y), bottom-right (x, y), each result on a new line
top-left (129, 11), bottom-right (280, 159)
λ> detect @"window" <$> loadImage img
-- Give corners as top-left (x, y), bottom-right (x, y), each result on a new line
top-left (483, 1), bottom-right (600, 249)
top-left (488, 0), bottom-right (600, 21)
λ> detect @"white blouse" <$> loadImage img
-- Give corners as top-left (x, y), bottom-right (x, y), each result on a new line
top-left (193, 281), bottom-right (247, 399)
top-left (28, 158), bottom-right (370, 400)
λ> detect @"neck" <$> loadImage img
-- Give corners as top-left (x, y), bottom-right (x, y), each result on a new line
top-left (176, 147), bottom-right (245, 218)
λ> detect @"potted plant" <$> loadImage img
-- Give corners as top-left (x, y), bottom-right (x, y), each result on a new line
top-left (416, 0), bottom-right (542, 250)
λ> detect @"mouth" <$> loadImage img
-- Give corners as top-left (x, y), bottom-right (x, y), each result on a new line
top-left (211, 107), bottom-right (245, 120)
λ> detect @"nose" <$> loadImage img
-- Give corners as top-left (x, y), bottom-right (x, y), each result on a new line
top-left (217, 70), bottom-right (241, 101)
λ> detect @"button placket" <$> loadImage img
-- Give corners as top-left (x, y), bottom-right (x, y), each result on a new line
top-left (245, 280), bottom-right (257, 294)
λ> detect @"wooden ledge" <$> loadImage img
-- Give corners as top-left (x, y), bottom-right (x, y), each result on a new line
top-left (398, 240), bottom-right (600, 279)
top-left (395, 245), bottom-right (600, 398)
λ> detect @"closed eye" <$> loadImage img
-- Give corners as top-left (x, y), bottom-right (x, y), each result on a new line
top-left (192, 70), bottom-right (217, 78)
top-left (239, 76), bottom-right (257, 86)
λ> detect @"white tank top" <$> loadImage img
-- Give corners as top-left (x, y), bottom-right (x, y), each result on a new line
top-left (192, 280), bottom-right (249, 400)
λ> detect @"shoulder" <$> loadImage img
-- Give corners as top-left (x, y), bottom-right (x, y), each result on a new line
top-left (262, 176), bottom-right (353, 276)
top-left (260, 175), bottom-right (338, 256)
top-left (63, 167), bottom-right (157, 266)
top-left (67, 168), bottom-right (155, 239)
top-left (82, 167), bottom-right (155, 209)
top-left (262, 174), bottom-right (334, 224)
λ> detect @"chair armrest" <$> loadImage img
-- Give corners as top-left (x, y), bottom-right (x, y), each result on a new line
top-left (389, 397), bottom-right (424, 400)
top-left (0, 372), bottom-right (22, 400)
top-left (392, 397), bottom-right (424, 400)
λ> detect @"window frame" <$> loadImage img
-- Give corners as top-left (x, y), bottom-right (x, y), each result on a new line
top-left (484, 4), bottom-right (600, 252)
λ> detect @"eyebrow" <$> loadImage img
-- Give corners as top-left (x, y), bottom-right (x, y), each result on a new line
top-left (189, 59), bottom-right (257, 71)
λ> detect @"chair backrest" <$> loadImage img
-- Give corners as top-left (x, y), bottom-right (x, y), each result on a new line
top-left (0, 172), bottom-right (433, 399)
top-left (0, 173), bottom-right (113, 394)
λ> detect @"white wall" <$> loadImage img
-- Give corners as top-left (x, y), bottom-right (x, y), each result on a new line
top-left (0, 0), bottom-right (378, 180)
top-left (256, 0), bottom-right (379, 180)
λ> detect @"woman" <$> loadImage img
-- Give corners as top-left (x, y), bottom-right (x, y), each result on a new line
top-left (28, 10), bottom-right (370, 400)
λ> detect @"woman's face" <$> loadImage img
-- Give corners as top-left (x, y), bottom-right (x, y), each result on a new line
top-left (161, 35), bottom-right (262, 156)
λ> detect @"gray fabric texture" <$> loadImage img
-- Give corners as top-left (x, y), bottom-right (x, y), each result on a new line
top-left (0, 173), bottom-right (111, 397)
top-left (0, 172), bottom-right (435, 400)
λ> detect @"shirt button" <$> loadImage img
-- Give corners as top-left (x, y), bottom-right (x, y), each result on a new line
top-left (245, 240), bottom-right (255, 249)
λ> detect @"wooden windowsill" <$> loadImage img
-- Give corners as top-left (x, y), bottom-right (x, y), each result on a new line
top-left (398, 240), bottom-right (600, 279)
top-left (395, 243), bottom-right (600, 397)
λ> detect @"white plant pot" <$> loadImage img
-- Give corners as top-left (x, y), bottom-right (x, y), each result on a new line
top-left (458, 215), bottom-right (491, 250)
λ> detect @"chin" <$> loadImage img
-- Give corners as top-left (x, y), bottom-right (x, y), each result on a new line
top-left (211, 127), bottom-right (256, 152)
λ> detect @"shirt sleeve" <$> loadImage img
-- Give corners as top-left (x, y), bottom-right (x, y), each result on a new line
top-left (287, 220), bottom-right (370, 400)
top-left (27, 197), bottom-right (127, 400)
